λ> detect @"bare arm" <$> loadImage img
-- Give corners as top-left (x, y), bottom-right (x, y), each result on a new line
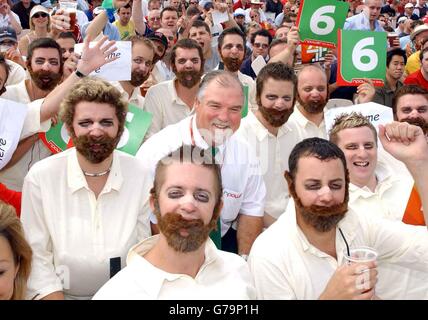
top-left (0, 134), bottom-right (39, 171)
top-left (132, 0), bottom-right (146, 35)
top-left (268, 26), bottom-right (298, 66)
top-left (40, 36), bottom-right (119, 121)
top-left (85, 11), bottom-right (108, 41)
top-left (379, 122), bottom-right (428, 226)
top-left (41, 291), bottom-right (65, 300)
top-left (237, 214), bottom-right (263, 255)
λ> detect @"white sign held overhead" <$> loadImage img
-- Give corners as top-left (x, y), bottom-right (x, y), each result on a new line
top-left (74, 41), bottom-right (132, 81)
top-left (324, 102), bottom-right (394, 135)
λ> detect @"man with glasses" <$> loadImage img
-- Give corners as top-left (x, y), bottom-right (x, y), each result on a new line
top-left (147, 9), bottom-right (161, 31)
top-left (144, 39), bottom-right (205, 138)
top-left (240, 29), bottom-right (272, 79)
top-left (111, 36), bottom-right (155, 109)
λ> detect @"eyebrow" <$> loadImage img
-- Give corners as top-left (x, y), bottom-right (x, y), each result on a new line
top-left (304, 178), bottom-right (344, 183)
top-left (167, 185), bottom-right (213, 195)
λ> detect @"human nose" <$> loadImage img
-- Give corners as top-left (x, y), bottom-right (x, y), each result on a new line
top-left (317, 185), bottom-right (333, 204)
top-left (88, 123), bottom-right (104, 137)
top-left (178, 193), bottom-right (197, 214)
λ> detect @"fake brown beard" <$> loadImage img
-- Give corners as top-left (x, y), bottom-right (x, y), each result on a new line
top-left (258, 104), bottom-right (293, 127)
top-left (28, 68), bottom-right (62, 91)
top-left (129, 69), bottom-right (150, 87)
top-left (72, 133), bottom-right (119, 164)
top-left (296, 94), bottom-right (327, 114)
top-left (400, 117), bottom-right (428, 135)
top-left (175, 69), bottom-right (203, 88)
top-left (156, 211), bottom-right (217, 253)
top-left (221, 56), bottom-right (243, 73)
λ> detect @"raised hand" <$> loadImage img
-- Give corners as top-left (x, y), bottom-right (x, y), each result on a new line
top-left (76, 36), bottom-right (118, 75)
top-left (356, 78), bottom-right (375, 104)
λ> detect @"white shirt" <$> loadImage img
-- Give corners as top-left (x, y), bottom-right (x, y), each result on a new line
top-left (0, 12), bottom-right (21, 29)
top-left (5, 59), bottom-right (26, 87)
top-left (21, 148), bottom-right (152, 299)
top-left (249, 199), bottom-right (428, 300)
top-left (288, 106), bottom-right (328, 140)
top-left (0, 81), bottom-right (51, 191)
top-left (151, 60), bottom-right (175, 83)
top-left (143, 79), bottom-right (192, 139)
top-left (348, 163), bottom-right (428, 299)
top-left (136, 116), bottom-right (266, 236)
top-left (111, 81), bottom-right (145, 109)
top-left (237, 110), bottom-right (300, 219)
top-left (93, 235), bottom-right (256, 299)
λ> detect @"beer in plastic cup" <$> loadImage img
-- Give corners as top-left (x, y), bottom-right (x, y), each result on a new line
top-left (59, 1), bottom-right (77, 32)
top-left (388, 32), bottom-right (399, 48)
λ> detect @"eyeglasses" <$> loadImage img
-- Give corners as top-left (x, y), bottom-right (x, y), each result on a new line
top-left (150, 16), bottom-right (161, 21)
top-left (33, 12), bottom-right (48, 18)
top-left (253, 43), bottom-right (268, 49)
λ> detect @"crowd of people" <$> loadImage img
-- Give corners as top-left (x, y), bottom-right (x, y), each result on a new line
top-left (0, 0), bottom-right (428, 300)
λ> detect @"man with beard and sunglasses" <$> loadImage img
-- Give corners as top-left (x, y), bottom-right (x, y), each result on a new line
top-left (144, 38), bottom-right (204, 139)
top-left (217, 27), bottom-right (257, 111)
top-left (21, 75), bottom-right (152, 299)
top-left (238, 63), bottom-right (301, 227)
top-left (391, 85), bottom-right (428, 226)
top-left (111, 36), bottom-right (155, 109)
top-left (93, 145), bottom-right (256, 299)
top-left (0, 38), bottom-right (64, 192)
top-left (137, 70), bottom-right (265, 257)
top-left (249, 136), bottom-right (428, 300)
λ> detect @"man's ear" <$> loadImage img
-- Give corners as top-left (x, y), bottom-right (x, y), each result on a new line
top-left (149, 188), bottom-right (156, 212)
top-left (284, 170), bottom-right (293, 188)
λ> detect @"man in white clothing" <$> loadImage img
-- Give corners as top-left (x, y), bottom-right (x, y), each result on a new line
top-left (21, 38), bottom-right (152, 300)
top-left (136, 70), bottom-right (265, 256)
top-left (93, 145), bottom-right (256, 300)
top-left (249, 134), bottom-right (428, 300)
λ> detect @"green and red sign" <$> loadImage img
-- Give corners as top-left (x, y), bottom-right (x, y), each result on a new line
top-left (337, 29), bottom-right (386, 87)
top-left (296, 0), bottom-right (349, 48)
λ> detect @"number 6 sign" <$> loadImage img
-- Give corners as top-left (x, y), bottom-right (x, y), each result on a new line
top-left (296, 0), bottom-right (349, 48)
top-left (337, 29), bottom-right (386, 86)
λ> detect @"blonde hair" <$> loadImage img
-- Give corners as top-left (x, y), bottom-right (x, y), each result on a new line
top-left (30, 13), bottom-right (51, 32)
top-left (0, 201), bottom-right (32, 300)
top-left (329, 112), bottom-right (378, 146)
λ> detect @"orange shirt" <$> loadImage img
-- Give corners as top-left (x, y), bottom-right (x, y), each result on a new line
top-left (402, 185), bottom-right (425, 226)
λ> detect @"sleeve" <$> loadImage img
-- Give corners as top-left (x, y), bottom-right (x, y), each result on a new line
top-left (365, 214), bottom-right (428, 273)
top-left (239, 148), bottom-right (266, 217)
top-left (111, 25), bottom-right (121, 41)
top-left (404, 74), bottom-right (418, 85)
top-left (21, 172), bottom-right (64, 299)
top-left (20, 99), bottom-right (51, 140)
top-left (142, 86), bottom-right (164, 140)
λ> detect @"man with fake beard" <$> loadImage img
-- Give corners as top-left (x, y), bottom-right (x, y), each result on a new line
top-left (238, 63), bottom-right (301, 227)
top-left (217, 27), bottom-right (257, 111)
top-left (249, 136), bottom-right (428, 300)
top-left (0, 38), bottom-right (64, 192)
top-left (137, 70), bottom-right (265, 256)
top-left (112, 36), bottom-right (155, 109)
top-left (21, 76), bottom-right (152, 299)
top-left (93, 145), bottom-right (256, 299)
top-left (144, 39), bottom-right (205, 139)
top-left (392, 84), bottom-right (428, 226)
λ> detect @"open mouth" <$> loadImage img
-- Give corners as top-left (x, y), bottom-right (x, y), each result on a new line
top-left (353, 161), bottom-right (369, 167)
top-left (213, 123), bottom-right (229, 130)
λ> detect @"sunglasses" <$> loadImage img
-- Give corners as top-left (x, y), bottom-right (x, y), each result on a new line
top-left (253, 43), bottom-right (268, 49)
top-left (33, 12), bottom-right (48, 18)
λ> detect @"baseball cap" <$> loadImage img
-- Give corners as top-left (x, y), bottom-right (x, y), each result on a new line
top-left (147, 31), bottom-right (168, 50)
top-left (30, 5), bottom-right (49, 18)
top-left (234, 8), bottom-right (246, 17)
top-left (0, 27), bottom-right (17, 43)
top-left (405, 3), bottom-right (414, 8)
top-left (411, 24), bottom-right (428, 41)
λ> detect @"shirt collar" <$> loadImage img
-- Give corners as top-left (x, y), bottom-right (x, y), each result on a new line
top-left (67, 148), bottom-right (123, 194)
top-left (246, 110), bottom-right (293, 141)
top-left (126, 235), bottom-right (219, 299)
top-left (293, 105), bottom-right (325, 129)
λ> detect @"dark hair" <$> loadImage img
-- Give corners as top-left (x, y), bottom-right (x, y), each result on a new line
top-left (256, 62), bottom-right (297, 108)
top-left (420, 46), bottom-right (428, 61)
top-left (392, 84), bottom-right (428, 116)
top-left (160, 6), bottom-right (178, 20)
top-left (186, 5), bottom-right (200, 18)
top-left (58, 31), bottom-right (76, 42)
top-left (190, 19), bottom-right (211, 35)
top-left (170, 38), bottom-right (205, 73)
top-left (288, 137), bottom-right (348, 180)
top-left (410, 19), bottom-right (424, 30)
top-left (386, 48), bottom-right (407, 67)
top-left (117, 3), bottom-right (132, 12)
top-left (218, 27), bottom-right (246, 52)
top-left (26, 37), bottom-right (63, 74)
top-left (250, 29), bottom-right (273, 45)
top-left (0, 53), bottom-right (10, 94)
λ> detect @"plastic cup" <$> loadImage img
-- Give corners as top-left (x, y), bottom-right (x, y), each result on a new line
top-left (59, 1), bottom-right (77, 32)
top-left (388, 32), bottom-right (399, 48)
top-left (343, 246), bottom-right (377, 293)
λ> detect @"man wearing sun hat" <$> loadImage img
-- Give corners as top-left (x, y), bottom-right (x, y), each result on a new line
top-left (244, 0), bottom-right (266, 23)
top-left (405, 24), bottom-right (428, 75)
